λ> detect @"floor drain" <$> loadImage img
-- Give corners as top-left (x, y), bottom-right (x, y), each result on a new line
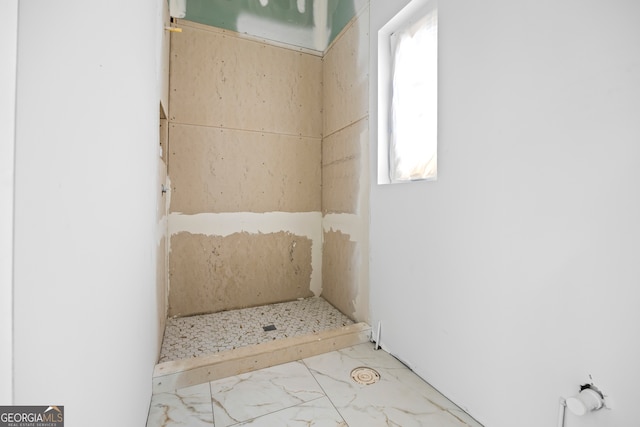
top-left (350, 367), bottom-right (380, 385)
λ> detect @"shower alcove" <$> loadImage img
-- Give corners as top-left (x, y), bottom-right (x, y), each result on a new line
top-left (155, 4), bottom-right (371, 392)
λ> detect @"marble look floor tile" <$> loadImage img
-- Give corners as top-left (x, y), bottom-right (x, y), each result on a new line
top-left (388, 367), bottom-right (483, 426)
top-left (146, 383), bottom-right (213, 427)
top-left (236, 397), bottom-right (347, 426)
top-left (210, 361), bottom-right (326, 427)
top-left (303, 344), bottom-right (481, 427)
top-left (448, 407), bottom-right (484, 427)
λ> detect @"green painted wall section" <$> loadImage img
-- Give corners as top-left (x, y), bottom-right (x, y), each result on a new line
top-left (184, 0), bottom-right (359, 51)
top-left (328, 0), bottom-right (357, 42)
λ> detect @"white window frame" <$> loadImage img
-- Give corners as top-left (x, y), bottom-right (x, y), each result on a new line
top-left (378, 0), bottom-right (438, 184)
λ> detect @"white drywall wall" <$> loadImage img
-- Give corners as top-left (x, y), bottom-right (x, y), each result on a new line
top-left (0, 0), bottom-right (18, 405)
top-left (369, 1), bottom-right (640, 426)
top-left (13, 1), bottom-right (163, 425)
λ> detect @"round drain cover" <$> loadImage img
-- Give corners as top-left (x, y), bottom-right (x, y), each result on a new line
top-left (350, 367), bottom-right (380, 385)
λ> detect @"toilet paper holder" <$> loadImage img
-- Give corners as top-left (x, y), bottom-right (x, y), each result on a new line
top-left (566, 383), bottom-right (608, 416)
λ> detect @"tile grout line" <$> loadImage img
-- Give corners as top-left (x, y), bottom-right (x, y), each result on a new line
top-left (301, 355), bottom-right (350, 426)
top-left (226, 395), bottom-right (339, 427)
top-left (208, 381), bottom-right (215, 426)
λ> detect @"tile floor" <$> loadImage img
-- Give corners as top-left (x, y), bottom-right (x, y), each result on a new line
top-left (159, 297), bottom-right (354, 363)
top-left (147, 343), bottom-right (483, 427)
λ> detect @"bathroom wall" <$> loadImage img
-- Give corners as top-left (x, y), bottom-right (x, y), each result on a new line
top-left (155, 0), bottom-right (171, 361)
top-left (156, 113), bottom-right (169, 357)
top-left (0, 0), bottom-right (18, 405)
top-left (12, 0), bottom-right (165, 425)
top-left (168, 21), bottom-right (323, 317)
top-left (321, 6), bottom-right (370, 323)
top-left (369, 0), bottom-right (640, 426)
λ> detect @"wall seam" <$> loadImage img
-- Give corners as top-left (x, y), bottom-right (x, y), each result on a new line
top-left (176, 19), bottom-right (324, 57)
top-left (168, 121), bottom-right (322, 140)
top-left (323, 115), bottom-right (369, 140)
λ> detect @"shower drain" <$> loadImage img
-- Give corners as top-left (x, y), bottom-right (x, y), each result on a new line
top-left (350, 367), bottom-right (380, 385)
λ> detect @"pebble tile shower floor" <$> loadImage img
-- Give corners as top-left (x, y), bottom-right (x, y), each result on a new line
top-left (159, 297), bottom-right (354, 363)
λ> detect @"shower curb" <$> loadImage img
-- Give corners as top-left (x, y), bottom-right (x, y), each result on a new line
top-left (152, 322), bottom-right (371, 393)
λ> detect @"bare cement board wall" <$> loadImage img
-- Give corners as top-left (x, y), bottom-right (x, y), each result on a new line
top-left (321, 7), bottom-right (370, 323)
top-left (157, 115), bottom-right (169, 352)
top-left (167, 21), bottom-right (322, 317)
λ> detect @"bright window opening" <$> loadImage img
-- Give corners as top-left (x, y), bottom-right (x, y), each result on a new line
top-left (378, 0), bottom-right (438, 184)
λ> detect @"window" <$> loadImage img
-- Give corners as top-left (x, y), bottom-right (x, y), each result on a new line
top-left (378, 0), bottom-right (438, 184)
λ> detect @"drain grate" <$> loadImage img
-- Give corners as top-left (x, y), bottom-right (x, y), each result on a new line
top-left (350, 367), bottom-right (380, 385)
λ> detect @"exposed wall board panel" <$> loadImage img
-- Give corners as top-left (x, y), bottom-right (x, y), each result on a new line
top-left (160, 0), bottom-right (171, 116)
top-left (323, 10), bottom-right (369, 137)
top-left (160, 115), bottom-right (169, 165)
top-left (181, 0), bottom-right (369, 53)
top-left (169, 231), bottom-right (314, 317)
top-left (320, 8), bottom-right (370, 324)
top-left (321, 230), bottom-right (358, 321)
top-left (322, 118), bottom-right (369, 214)
top-left (174, 18), bottom-right (324, 57)
top-left (156, 115), bottom-right (169, 359)
top-left (168, 212), bottom-right (322, 296)
top-left (322, 213), bottom-right (369, 323)
top-left (168, 15), bottom-right (325, 317)
top-left (169, 123), bottom-right (321, 214)
top-left (169, 22), bottom-right (322, 137)
top-left (156, 235), bottom-right (167, 358)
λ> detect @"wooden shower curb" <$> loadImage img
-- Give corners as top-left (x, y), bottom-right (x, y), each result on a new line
top-left (152, 322), bottom-right (371, 394)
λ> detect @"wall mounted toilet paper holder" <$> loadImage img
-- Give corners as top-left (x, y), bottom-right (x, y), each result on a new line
top-left (566, 383), bottom-right (608, 416)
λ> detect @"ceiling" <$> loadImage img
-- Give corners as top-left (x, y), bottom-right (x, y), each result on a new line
top-left (182, 0), bottom-right (366, 52)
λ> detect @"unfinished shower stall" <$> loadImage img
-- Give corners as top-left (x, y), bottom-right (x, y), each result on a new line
top-left (153, 0), bottom-right (371, 390)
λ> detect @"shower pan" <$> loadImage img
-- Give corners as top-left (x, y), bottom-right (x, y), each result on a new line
top-left (153, 297), bottom-right (370, 393)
